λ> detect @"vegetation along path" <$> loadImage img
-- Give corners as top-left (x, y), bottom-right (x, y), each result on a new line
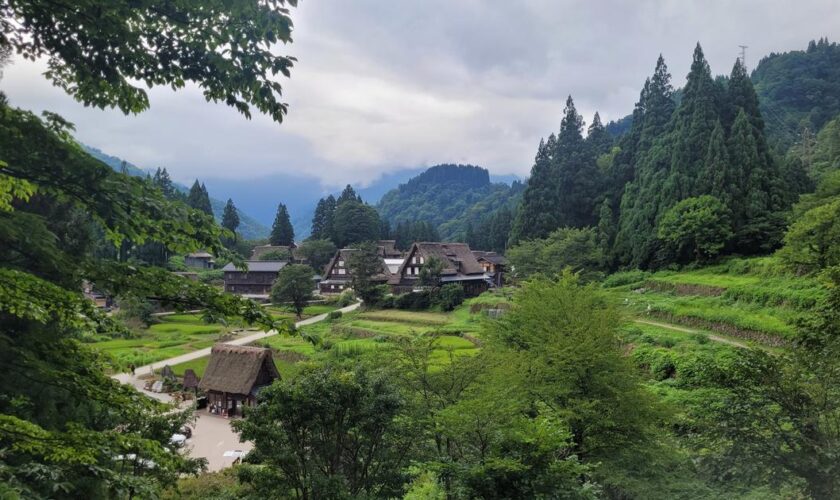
top-left (633, 318), bottom-right (749, 349)
top-left (112, 302), bottom-right (362, 395)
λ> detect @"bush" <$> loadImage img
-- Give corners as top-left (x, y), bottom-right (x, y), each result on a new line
top-left (376, 294), bottom-right (396, 309)
top-left (435, 284), bottom-right (465, 312)
top-left (328, 310), bottom-right (343, 320)
top-left (336, 290), bottom-right (356, 308)
top-left (396, 291), bottom-right (433, 310)
top-left (197, 269), bottom-right (224, 285)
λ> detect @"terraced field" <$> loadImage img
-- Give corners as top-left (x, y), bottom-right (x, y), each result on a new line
top-left (91, 314), bottom-right (242, 371)
top-left (604, 257), bottom-right (824, 346)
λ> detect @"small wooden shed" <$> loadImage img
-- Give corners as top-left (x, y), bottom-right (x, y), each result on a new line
top-left (197, 344), bottom-right (279, 417)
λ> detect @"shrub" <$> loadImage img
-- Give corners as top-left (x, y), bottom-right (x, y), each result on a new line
top-left (328, 310), bottom-right (343, 320)
top-left (336, 290), bottom-right (356, 308)
top-left (396, 291), bottom-right (433, 310)
top-left (435, 284), bottom-right (465, 312)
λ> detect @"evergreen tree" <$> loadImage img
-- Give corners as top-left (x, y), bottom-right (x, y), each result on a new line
top-left (586, 112), bottom-right (613, 156)
top-left (270, 203), bottom-right (295, 246)
top-left (338, 184), bottom-right (360, 205)
top-left (221, 198), bottom-right (240, 242)
top-left (187, 179), bottom-right (213, 215)
top-left (332, 200), bottom-right (380, 248)
top-left (665, 43), bottom-right (720, 202)
top-left (553, 96), bottom-right (601, 228)
top-left (310, 198), bottom-right (328, 240)
top-left (323, 195), bottom-right (337, 242)
top-left (699, 120), bottom-right (733, 206)
top-left (510, 135), bottom-right (559, 243)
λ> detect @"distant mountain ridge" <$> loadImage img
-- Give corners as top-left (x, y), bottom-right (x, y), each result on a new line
top-left (82, 146), bottom-right (270, 240)
top-left (377, 164), bottom-right (523, 241)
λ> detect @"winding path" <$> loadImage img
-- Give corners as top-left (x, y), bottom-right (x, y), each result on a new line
top-left (112, 301), bottom-right (361, 396)
top-left (633, 318), bottom-right (749, 348)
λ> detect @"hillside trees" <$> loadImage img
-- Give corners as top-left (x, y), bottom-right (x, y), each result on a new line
top-left (309, 191), bottom-right (380, 248)
top-left (512, 97), bottom-right (606, 243)
top-left (612, 45), bottom-right (788, 267)
top-left (378, 164), bottom-right (520, 242)
top-left (270, 203), bottom-right (295, 246)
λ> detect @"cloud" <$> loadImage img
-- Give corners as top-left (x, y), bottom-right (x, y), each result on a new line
top-left (1, 0), bottom-right (839, 190)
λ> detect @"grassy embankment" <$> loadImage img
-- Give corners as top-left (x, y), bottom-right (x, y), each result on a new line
top-left (91, 304), bottom-right (340, 372)
top-left (170, 292), bottom-right (513, 379)
top-left (602, 257), bottom-right (824, 347)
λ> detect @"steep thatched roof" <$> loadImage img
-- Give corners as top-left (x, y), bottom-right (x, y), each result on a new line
top-left (198, 344), bottom-right (279, 395)
top-left (183, 369), bottom-right (200, 389)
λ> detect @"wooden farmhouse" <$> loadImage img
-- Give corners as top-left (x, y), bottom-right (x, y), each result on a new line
top-left (184, 251), bottom-right (215, 269)
top-left (318, 247), bottom-right (394, 295)
top-left (471, 251), bottom-right (508, 287)
top-left (197, 344), bottom-right (279, 417)
top-left (390, 242), bottom-right (490, 296)
top-left (318, 241), bottom-right (405, 295)
top-left (222, 260), bottom-right (286, 298)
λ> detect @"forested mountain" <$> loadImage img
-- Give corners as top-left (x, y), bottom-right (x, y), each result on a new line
top-left (377, 164), bottom-right (523, 243)
top-left (83, 146), bottom-right (270, 240)
top-left (753, 38), bottom-right (840, 149)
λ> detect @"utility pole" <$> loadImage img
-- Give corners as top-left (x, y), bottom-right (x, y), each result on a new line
top-left (738, 45), bottom-right (748, 68)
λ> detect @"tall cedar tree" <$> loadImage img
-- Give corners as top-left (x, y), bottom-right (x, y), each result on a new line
top-left (511, 136), bottom-right (558, 242)
top-left (310, 198), bottom-right (329, 240)
top-left (221, 198), bottom-right (240, 242)
top-left (186, 180), bottom-right (213, 215)
top-left (553, 97), bottom-right (603, 229)
top-left (270, 203), bottom-right (295, 246)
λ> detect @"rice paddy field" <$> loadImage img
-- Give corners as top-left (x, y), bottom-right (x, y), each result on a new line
top-left (169, 291), bottom-right (515, 379)
top-left (90, 313), bottom-right (241, 371)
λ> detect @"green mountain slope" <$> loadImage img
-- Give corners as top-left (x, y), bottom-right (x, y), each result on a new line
top-left (752, 38), bottom-right (840, 149)
top-left (83, 146), bottom-right (269, 240)
top-left (376, 164), bottom-right (523, 242)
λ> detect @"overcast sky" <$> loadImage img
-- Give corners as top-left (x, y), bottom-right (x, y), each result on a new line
top-left (2, 0), bottom-right (839, 189)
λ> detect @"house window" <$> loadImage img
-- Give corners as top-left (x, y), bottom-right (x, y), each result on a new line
top-left (331, 284), bottom-right (336, 290)
top-left (338, 269), bottom-right (346, 275)
top-left (338, 260), bottom-right (344, 266)
top-left (419, 256), bottom-right (425, 264)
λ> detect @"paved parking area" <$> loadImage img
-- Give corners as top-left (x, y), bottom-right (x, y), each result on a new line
top-left (185, 410), bottom-right (253, 471)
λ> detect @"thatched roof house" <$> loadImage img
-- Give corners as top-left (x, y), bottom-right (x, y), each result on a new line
top-left (198, 344), bottom-right (279, 416)
top-left (390, 242), bottom-right (491, 296)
